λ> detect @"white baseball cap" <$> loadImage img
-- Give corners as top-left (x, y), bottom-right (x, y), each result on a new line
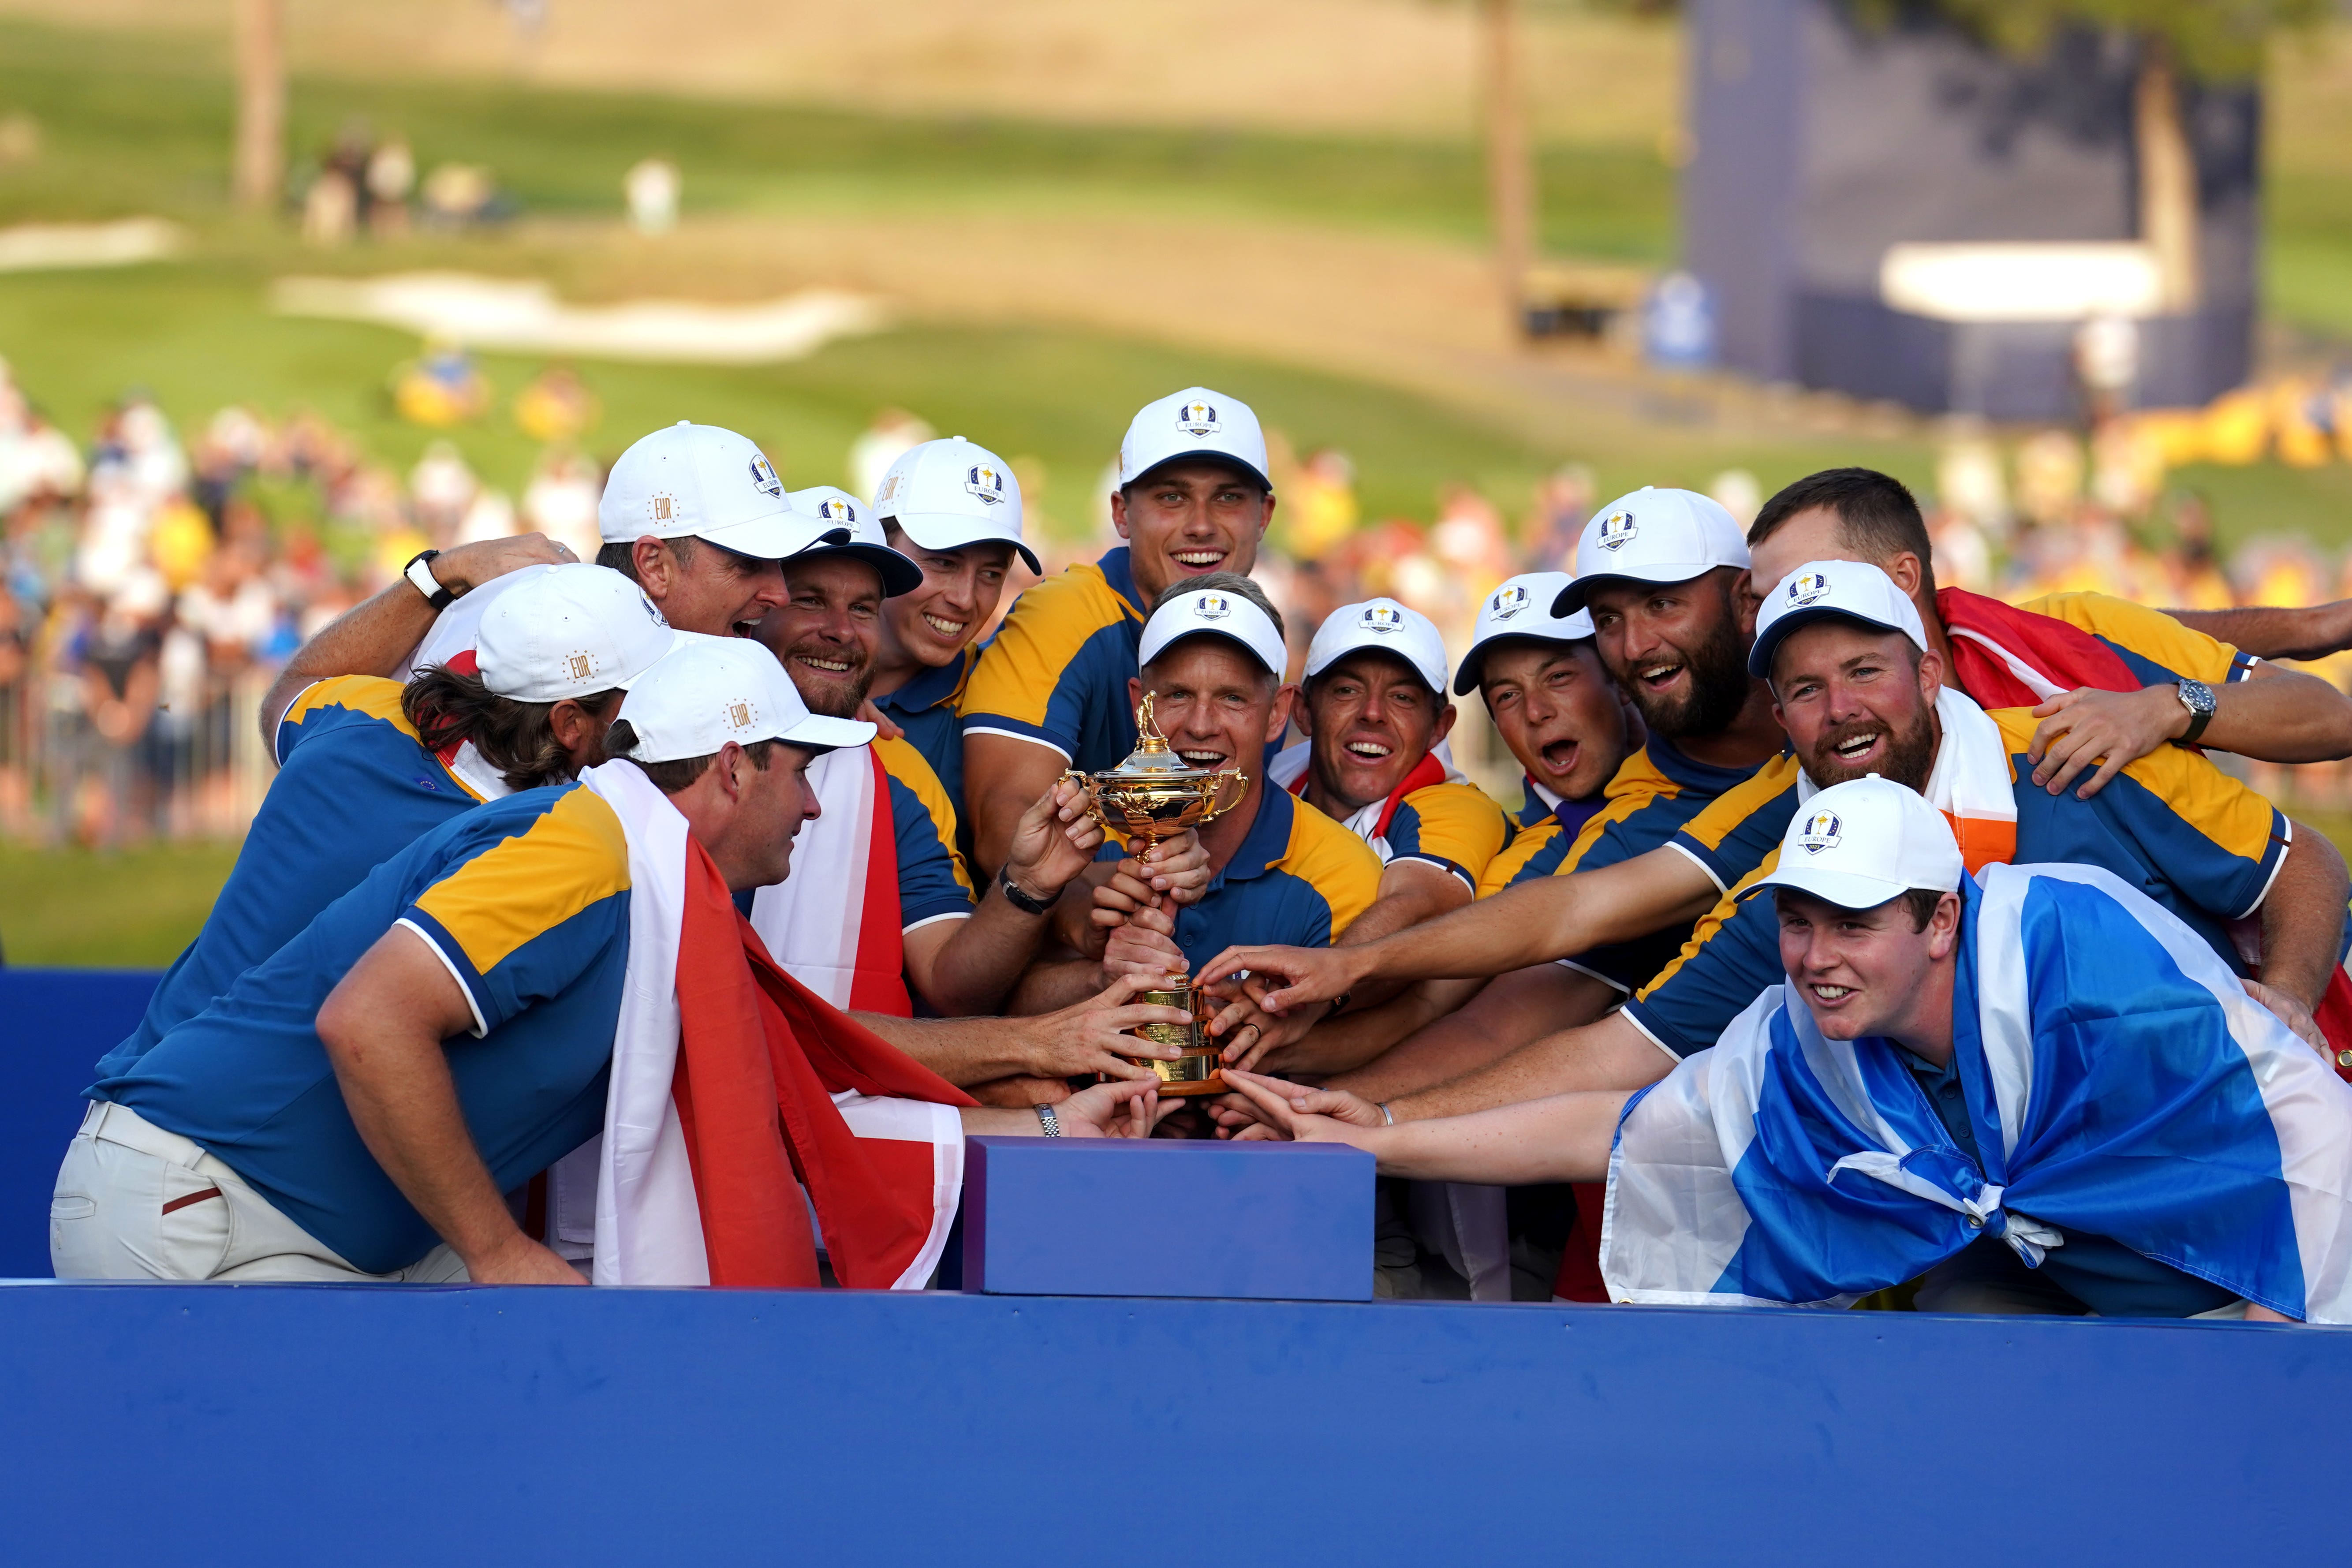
top-left (1743, 774), bottom-right (1963, 912)
top-left (782, 486), bottom-right (923, 596)
top-left (1304, 598), bottom-right (1448, 695)
top-left (872, 436), bottom-right (1042, 574)
top-left (1552, 486), bottom-right (1750, 615)
top-left (1117, 386), bottom-right (1273, 494)
top-left (1748, 559), bottom-right (1929, 679)
top-left (475, 564), bottom-right (679, 702)
top-left (1453, 571), bottom-right (1595, 695)
top-left (597, 421), bottom-right (803, 560)
top-left (611, 638), bottom-right (874, 765)
top-left (1137, 584), bottom-right (1287, 680)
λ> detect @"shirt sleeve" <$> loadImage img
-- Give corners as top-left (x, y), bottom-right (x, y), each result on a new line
top-left (273, 675), bottom-right (414, 767)
top-left (1622, 857), bottom-right (1787, 1059)
top-left (1383, 784), bottom-right (1510, 890)
top-left (2090, 743), bottom-right (2291, 921)
top-left (960, 573), bottom-right (1134, 759)
top-left (1666, 755), bottom-right (1802, 892)
top-left (398, 790), bottom-right (632, 1037)
top-left (2021, 592), bottom-right (2255, 686)
top-left (878, 739), bottom-right (978, 930)
top-left (1295, 816), bottom-right (1385, 941)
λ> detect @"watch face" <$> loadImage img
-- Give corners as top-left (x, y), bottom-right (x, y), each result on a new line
top-left (2183, 679), bottom-right (2217, 714)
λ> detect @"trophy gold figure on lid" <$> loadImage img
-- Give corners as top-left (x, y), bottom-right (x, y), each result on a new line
top-left (1063, 693), bottom-right (1248, 1094)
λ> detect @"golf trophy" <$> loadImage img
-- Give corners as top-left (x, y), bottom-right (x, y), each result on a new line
top-left (1064, 694), bottom-right (1248, 1095)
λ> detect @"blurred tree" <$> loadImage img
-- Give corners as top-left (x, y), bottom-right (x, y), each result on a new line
top-left (233, 0), bottom-right (284, 211)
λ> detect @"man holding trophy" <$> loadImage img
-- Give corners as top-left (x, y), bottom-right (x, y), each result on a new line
top-left (1015, 574), bottom-right (1383, 1096)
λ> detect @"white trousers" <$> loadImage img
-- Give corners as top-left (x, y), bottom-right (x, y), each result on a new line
top-left (51, 1101), bottom-right (469, 1284)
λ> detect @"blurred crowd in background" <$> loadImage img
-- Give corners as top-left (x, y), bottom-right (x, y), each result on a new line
top-left (6, 347), bottom-right (2352, 850)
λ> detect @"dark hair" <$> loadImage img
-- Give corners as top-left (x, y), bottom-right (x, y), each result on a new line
top-left (605, 718), bottom-right (780, 794)
top-left (595, 534), bottom-right (697, 585)
top-left (402, 668), bottom-right (620, 791)
top-left (1749, 469), bottom-right (1936, 597)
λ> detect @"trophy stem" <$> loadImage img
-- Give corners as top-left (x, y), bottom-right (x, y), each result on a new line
top-left (1118, 975), bottom-right (1226, 1097)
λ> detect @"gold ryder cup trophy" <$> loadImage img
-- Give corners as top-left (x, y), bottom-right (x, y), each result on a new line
top-left (1064, 694), bottom-right (1248, 1095)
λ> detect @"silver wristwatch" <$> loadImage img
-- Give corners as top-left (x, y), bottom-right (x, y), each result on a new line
top-left (2175, 678), bottom-right (2216, 747)
top-left (1034, 1102), bottom-right (1061, 1137)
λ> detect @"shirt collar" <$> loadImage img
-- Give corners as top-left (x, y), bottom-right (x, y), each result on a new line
top-left (1098, 547), bottom-right (1145, 621)
top-left (1214, 783), bottom-right (1296, 885)
top-left (1518, 776), bottom-right (1562, 827)
top-left (877, 645), bottom-right (972, 717)
top-left (1644, 731), bottom-right (1772, 795)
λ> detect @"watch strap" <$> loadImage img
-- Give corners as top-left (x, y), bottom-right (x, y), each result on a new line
top-left (2177, 679), bottom-right (2216, 747)
top-left (997, 864), bottom-right (1055, 916)
top-left (403, 549), bottom-right (455, 611)
top-left (1034, 1102), bottom-right (1061, 1137)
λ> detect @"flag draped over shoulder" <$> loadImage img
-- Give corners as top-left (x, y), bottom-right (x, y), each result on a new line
top-left (578, 759), bottom-right (974, 1289)
top-left (1602, 862), bottom-right (2352, 1320)
top-left (747, 745), bottom-right (916, 1017)
top-left (1796, 685), bottom-right (2016, 873)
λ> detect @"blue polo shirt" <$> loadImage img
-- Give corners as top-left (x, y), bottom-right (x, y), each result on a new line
top-left (962, 546), bottom-right (1148, 772)
top-left (1624, 708), bottom-right (2291, 1059)
top-left (1097, 786), bottom-right (1383, 971)
top-left (877, 645), bottom-right (977, 819)
top-left (97, 676), bottom-right (496, 1082)
top-left (93, 785), bottom-right (633, 1274)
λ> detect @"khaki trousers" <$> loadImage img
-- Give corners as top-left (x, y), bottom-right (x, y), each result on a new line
top-left (50, 1101), bottom-right (469, 1284)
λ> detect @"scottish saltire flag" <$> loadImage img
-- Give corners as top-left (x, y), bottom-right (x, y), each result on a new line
top-left (1602, 862), bottom-right (2352, 1319)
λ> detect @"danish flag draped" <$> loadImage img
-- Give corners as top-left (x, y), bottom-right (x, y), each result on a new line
top-left (577, 759), bottom-right (973, 1289)
top-left (748, 745), bottom-right (916, 1016)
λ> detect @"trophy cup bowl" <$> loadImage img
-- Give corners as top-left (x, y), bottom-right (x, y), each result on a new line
top-left (1063, 694), bottom-right (1249, 1095)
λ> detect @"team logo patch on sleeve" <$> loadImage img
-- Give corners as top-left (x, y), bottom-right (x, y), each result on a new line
top-left (1176, 400), bottom-right (1220, 438)
top-left (1595, 510), bottom-right (1637, 552)
top-left (1796, 809), bottom-right (1842, 854)
top-left (1489, 583), bottom-right (1530, 619)
top-left (963, 464), bottom-right (1007, 505)
top-left (747, 453), bottom-right (784, 498)
top-left (1194, 593), bottom-right (1232, 619)
top-left (1787, 571), bottom-right (1832, 605)
top-left (1359, 604), bottom-right (1404, 634)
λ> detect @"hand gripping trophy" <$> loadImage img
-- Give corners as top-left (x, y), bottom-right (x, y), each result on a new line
top-left (1063, 694), bottom-right (1248, 1094)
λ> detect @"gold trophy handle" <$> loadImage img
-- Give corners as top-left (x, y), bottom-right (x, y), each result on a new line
top-left (1198, 768), bottom-right (1250, 825)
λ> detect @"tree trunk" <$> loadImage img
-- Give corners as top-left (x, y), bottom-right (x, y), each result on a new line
top-left (2135, 37), bottom-right (2200, 314)
top-left (1479, 0), bottom-right (1536, 341)
top-left (233, 0), bottom-right (284, 212)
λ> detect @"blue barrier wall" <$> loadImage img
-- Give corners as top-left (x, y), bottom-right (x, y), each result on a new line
top-left (1, 1282), bottom-right (2343, 1566)
top-left (0, 968), bottom-right (157, 1277)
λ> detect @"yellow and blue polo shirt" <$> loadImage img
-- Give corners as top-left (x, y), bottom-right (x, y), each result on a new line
top-left (1623, 707), bottom-right (2293, 1059)
top-left (875, 734), bottom-right (979, 930)
top-left (1097, 786), bottom-right (1383, 972)
top-left (1374, 778), bottom-right (1512, 892)
top-left (961, 546), bottom-right (1149, 771)
top-left (2020, 591), bottom-right (2259, 688)
top-left (877, 644), bottom-right (978, 820)
top-left (1479, 736), bottom-right (1801, 993)
top-left (97, 784), bottom-right (634, 1273)
top-left (97, 676), bottom-right (495, 1083)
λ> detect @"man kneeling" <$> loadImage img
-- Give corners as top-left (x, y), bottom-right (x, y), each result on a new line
top-left (55, 640), bottom-right (1167, 1286)
top-left (1230, 775), bottom-right (2352, 1322)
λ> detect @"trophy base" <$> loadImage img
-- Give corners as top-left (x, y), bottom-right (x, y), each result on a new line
top-left (1117, 984), bottom-right (1224, 1097)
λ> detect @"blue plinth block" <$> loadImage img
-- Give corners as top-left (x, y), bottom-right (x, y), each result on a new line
top-left (964, 1135), bottom-right (1372, 1299)
top-left (0, 968), bottom-right (159, 1279)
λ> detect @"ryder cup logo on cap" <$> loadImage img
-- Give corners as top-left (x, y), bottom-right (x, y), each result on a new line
top-left (1748, 559), bottom-right (1930, 679)
top-left (811, 493), bottom-right (860, 524)
top-left (598, 420), bottom-right (803, 560)
top-left (1553, 487), bottom-right (1750, 615)
top-left (1119, 385), bottom-right (1273, 494)
top-left (872, 436), bottom-right (1041, 574)
top-left (1456, 571), bottom-right (1593, 694)
top-left (1309, 597), bottom-right (1449, 694)
top-left (784, 486), bottom-right (924, 595)
top-left (1743, 774), bottom-right (1964, 913)
top-left (1137, 582), bottom-right (1288, 679)
top-left (1795, 808), bottom-right (1842, 855)
top-left (475, 564), bottom-right (679, 703)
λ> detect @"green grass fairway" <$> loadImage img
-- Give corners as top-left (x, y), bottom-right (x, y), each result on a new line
top-left (0, 841), bottom-right (233, 967)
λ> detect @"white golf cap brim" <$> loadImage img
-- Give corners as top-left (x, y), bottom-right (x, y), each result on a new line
top-left (781, 486), bottom-right (924, 596)
top-left (1740, 774), bottom-right (1963, 911)
top-left (1305, 598), bottom-right (1448, 694)
top-left (1748, 559), bottom-right (1930, 679)
top-left (613, 638), bottom-right (876, 764)
top-left (1744, 862), bottom-right (1923, 911)
top-left (1138, 586), bottom-right (1288, 679)
top-left (1456, 571), bottom-right (1592, 694)
top-left (889, 511), bottom-right (1042, 575)
top-left (1119, 386), bottom-right (1274, 494)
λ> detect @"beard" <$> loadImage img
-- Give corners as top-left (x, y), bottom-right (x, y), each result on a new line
top-left (1803, 701), bottom-right (1938, 791)
top-left (777, 640), bottom-right (874, 719)
top-left (1622, 611), bottom-right (1753, 740)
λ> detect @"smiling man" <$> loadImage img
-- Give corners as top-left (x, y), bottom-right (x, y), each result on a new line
top-left (1016, 575), bottom-right (1382, 1027)
top-left (962, 387), bottom-right (1276, 877)
top-left (1223, 775), bottom-right (2352, 1322)
top-left (865, 436), bottom-right (1042, 819)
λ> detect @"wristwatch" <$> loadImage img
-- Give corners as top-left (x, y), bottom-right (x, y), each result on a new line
top-left (1034, 1102), bottom-right (1062, 1137)
top-left (403, 549), bottom-right (456, 611)
top-left (2174, 678), bottom-right (2217, 747)
top-left (997, 864), bottom-right (1055, 916)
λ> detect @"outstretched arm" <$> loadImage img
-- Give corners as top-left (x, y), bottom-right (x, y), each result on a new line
top-left (2169, 603), bottom-right (2352, 666)
top-left (1222, 1070), bottom-right (1632, 1185)
top-left (2027, 663), bottom-right (2352, 799)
